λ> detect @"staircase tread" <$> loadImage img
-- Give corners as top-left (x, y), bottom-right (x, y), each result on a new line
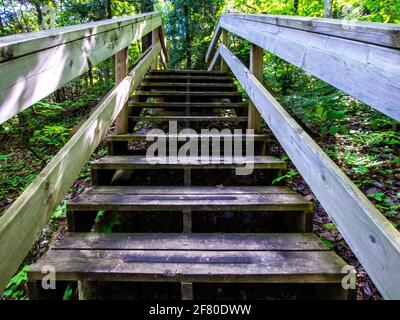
top-left (135, 91), bottom-right (241, 96)
top-left (145, 75), bottom-right (233, 81)
top-left (128, 101), bottom-right (247, 108)
top-left (91, 155), bottom-right (286, 169)
top-left (28, 239), bottom-right (346, 283)
top-left (141, 82), bottom-right (236, 87)
top-left (150, 70), bottom-right (228, 75)
top-left (67, 185), bottom-right (312, 211)
top-left (130, 115), bottom-right (247, 122)
top-left (51, 232), bottom-right (329, 251)
top-left (107, 133), bottom-right (270, 141)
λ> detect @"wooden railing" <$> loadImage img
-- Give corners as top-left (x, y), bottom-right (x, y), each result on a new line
top-left (0, 12), bottom-right (169, 292)
top-left (206, 13), bottom-right (400, 299)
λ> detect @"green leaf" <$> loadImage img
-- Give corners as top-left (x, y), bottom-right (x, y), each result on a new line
top-left (323, 223), bottom-right (336, 230)
top-left (329, 125), bottom-right (340, 135)
top-left (320, 237), bottom-right (335, 249)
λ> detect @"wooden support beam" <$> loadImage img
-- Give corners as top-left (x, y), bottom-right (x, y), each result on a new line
top-left (248, 44), bottom-right (263, 132)
top-left (0, 13), bottom-right (162, 125)
top-left (218, 43), bottom-right (400, 299)
top-left (151, 27), bottom-right (160, 70)
top-left (0, 43), bottom-right (161, 293)
top-left (220, 29), bottom-right (228, 72)
top-left (205, 20), bottom-right (222, 64)
top-left (114, 48), bottom-right (129, 134)
top-left (181, 282), bottom-right (193, 300)
top-left (216, 14), bottom-right (400, 121)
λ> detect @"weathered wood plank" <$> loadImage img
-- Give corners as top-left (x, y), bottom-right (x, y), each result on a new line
top-left (0, 13), bottom-right (159, 62)
top-left (54, 232), bottom-right (328, 251)
top-left (91, 155), bottom-right (286, 170)
top-left (77, 185), bottom-right (296, 194)
top-left (67, 185), bottom-right (312, 212)
top-left (223, 13), bottom-right (400, 49)
top-left (129, 101), bottom-right (247, 108)
top-left (130, 116), bottom-right (247, 122)
top-left (150, 70), bottom-right (227, 75)
top-left (0, 13), bottom-right (162, 124)
top-left (114, 48), bottom-right (129, 134)
top-left (220, 29), bottom-right (228, 72)
top-left (0, 43), bottom-right (160, 293)
top-left (106, 133), bottom-right (269, 141)
top-left (219, 44), bottom-right (400, 299)
top-left (140, 82), bottom-right (236, 89)
top-left (145, 75), bottom-right (232, 82)
top-left (205, 20), bottom-right (222, 64)
top-left (135, 91), bottom-right (241, 97)
top-left (28, 249), bottom-right (347, 283)
top-left (218, 15), bottom-right (400, 121)
top-left (248, 44), bottom-right (263, 132)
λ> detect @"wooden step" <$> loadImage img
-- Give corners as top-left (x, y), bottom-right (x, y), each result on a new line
top-left (150, 70), bottom-right (228, 76)
top-left (28, 233), bottom-right (352, 300)
top-left (135, 91), bottom-right (242, 98)
top-left (107, 133), bottom-right (270, 142)
top-left (145, 75), bottom-right (233, 82)
top-left (140, 82), bottom-right (237, 91)
top-left (130, 116), bottom-right (247, 122)
top-left (67, 186), bottom-right (312, 212)
top-left (91, 156), bottom-right (286, 170)
top-left (128, 101), bottom-right (247, 109)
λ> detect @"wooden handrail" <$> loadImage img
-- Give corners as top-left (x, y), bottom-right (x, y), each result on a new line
top-left (221, 13), bottom-right (400, 49)
top-left (0, 33), bottom-right (163, 293)
top-left (208, 41), bottom-right (400, 299)
top-left (0, 12), bottom-right (168, 125)
top-left (206, 13), bottom-right (400, 121)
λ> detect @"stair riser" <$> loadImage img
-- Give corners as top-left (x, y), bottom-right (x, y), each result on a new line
top-left (108, 140), bottom-right (269, 156)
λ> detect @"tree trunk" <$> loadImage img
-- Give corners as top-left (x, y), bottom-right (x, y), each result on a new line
top-left (34, 1), bottom-right (43, 28)
top-left (184, 4), bottom-right (191, 69)
top-left (141, 0), bottom-right (154, 52)
top-left (294, 0), bottom-right (299, 14)
top-left (106, 0), bottom-right (113, 19)
top-left (324, 0), bottom-right (333, 18)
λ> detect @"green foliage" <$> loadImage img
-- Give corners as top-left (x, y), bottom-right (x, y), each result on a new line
top-left (320, 237), bottom-right (336, 249)
top-left (272, 169), bottom-right (299, 185)
top-left (31, 125), bottom-right (70, 148)
top-left (95, 211), bottom-right (121, 233)
top-left (2, 265), bottom-right (31, 300)
top-left (52, 201), bottom-right (67, 219)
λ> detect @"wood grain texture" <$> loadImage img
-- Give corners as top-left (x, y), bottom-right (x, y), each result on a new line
top-left (128, 101), bottom-right (247, 108)
top-left (91, 155), bottom-right (286, 169)
top-left (28, 248), bottom-right (346, 283)
top-left (218, 15), bottom-right (400, 121)
top-left (205, 20), bottom-right (222, 63)
top-left (222, 13), bottom-right (400, 49)
top-left (0, 13), bottom-right (162, 124)
top-left (218, 44), bottom-right (400, 299)
top-left (54, 232), bottom-right (328, 251)
top-left (248, 44), bottom-right (263, 132)
top-left (0, 13), bottom-right (159, 62)
top-left (130, 116), bottom-right (247, 122)
top-left (107, 133), bottom-right (269, 141)
top-left (67, 185), bottom-right (312, 212)
top-left (114, 48), bottom-right (129, 134)
top-left (0, 43), bottom-right (160, 293)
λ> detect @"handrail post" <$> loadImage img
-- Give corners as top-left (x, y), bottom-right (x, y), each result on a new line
top-left (152, 27), bottom-right (160, 69)
top-left (220, 29), bottom-right (228, 72)
top-left (248, 44), bottom-right (263, 132)
top-left (114, 47), bottom-right (129, 134)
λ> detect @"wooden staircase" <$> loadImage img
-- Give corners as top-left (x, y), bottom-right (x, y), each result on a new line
top-left (27, 69), bottom-right (354, 300)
